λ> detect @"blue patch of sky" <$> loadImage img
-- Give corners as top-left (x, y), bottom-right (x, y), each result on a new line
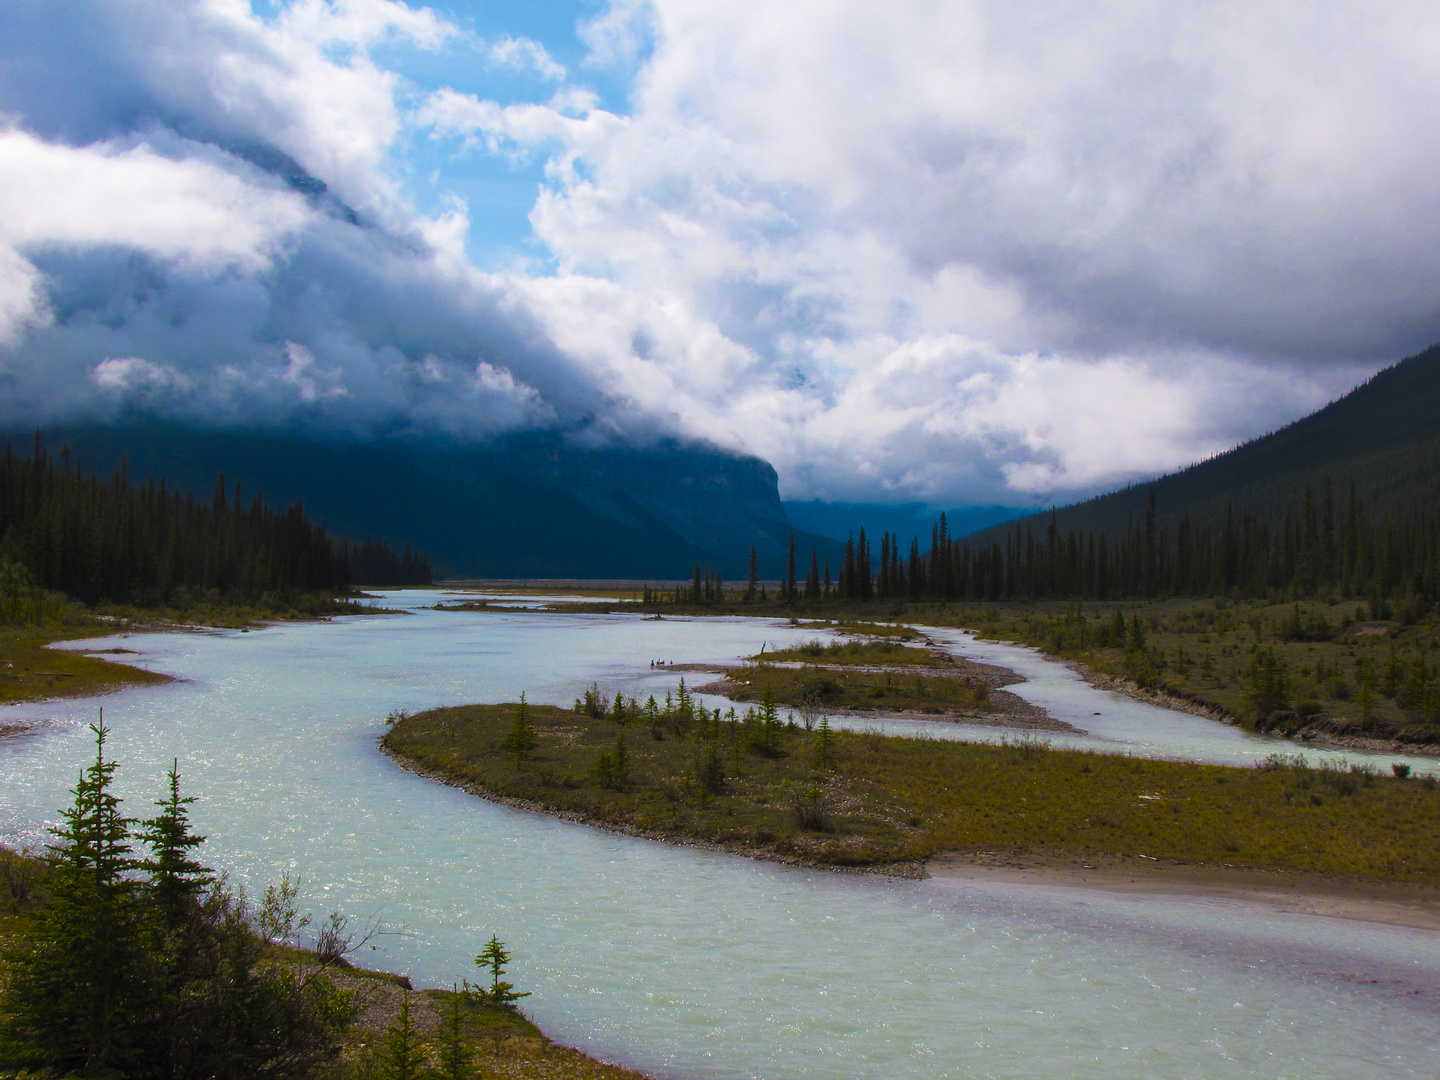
top-left (364, 0), bottom-right (644, 271)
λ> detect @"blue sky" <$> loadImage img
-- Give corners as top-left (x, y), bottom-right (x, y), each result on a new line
top-left (1, 0), bottom-right (1436, 508)
top-left (364, 0), bottom-right (636, 267)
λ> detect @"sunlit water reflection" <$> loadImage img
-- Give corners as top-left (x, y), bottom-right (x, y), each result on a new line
top-left (0, 592), bottom-right (1435, 1079)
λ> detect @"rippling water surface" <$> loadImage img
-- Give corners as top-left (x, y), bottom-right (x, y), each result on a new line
top-left (1, 592), bottom-right (1436, 1079)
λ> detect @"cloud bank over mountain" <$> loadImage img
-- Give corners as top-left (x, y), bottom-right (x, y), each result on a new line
top-left (1, 0), bottom-right (1436, 505)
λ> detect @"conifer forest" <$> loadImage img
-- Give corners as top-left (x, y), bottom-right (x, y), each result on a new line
top-left (0, 438), bottom-right (431, 606)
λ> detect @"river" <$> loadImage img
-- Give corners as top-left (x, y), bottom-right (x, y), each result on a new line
top-left (0, 591), bottom-right (1436, 1079)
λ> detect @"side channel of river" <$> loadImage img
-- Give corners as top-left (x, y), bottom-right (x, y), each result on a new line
top-left (1, 592), bottom-right (1436, 1079)
top-left (748, 625), bottom-right (1440, 778)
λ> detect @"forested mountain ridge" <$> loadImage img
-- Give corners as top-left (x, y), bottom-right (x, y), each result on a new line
top-left (964, 343), bottom-right (1440, 544)
top-left (0, 438), bottom-right (429, 606)
top-left (740, 344), bottom-right (1440, 608)
top-left (17, 423), bottom-right (840, 579)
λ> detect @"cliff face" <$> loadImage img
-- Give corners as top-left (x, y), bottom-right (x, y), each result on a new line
top-left (14, 422), bottom-right (833, 579)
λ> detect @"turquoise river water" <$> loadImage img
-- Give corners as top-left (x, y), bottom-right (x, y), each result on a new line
top-left (0, 591), bottom-right (1436, 1079)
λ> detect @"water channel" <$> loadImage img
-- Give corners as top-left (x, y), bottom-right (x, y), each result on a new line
top-left (0, 591), bottom-right (1436, 1078)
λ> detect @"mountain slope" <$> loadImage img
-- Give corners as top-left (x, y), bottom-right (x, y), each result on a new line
top-left (961, 344), bottom-right (1440, 546)
top-left (13, 423), bottom-right (840, 579)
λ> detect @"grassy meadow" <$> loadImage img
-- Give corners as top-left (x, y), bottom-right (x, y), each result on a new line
top-left (0, 591), bottom-right (395, 710)
top-left (384, 699), bottom-right (1440, 883)
top-left (0, 627), bottom-right (172, 707)
top-left (706, 658), bottom-right (1038, 725)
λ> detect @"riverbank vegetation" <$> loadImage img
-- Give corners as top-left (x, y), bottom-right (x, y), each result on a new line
top-left (0, 724), bottom-right (645, 1080)
top-left (0, 626), bottom-right (173, 706)
top-left (0, 584), bottom-right (390, 709)
top-left (754, 631), bottom-right (944, 666)
top-left (541, 586), bottom-right (1440, 751)
top-left (383, 697), bottom-right (1440, 883)
top-left (700, 656), bottom-right (1049, 728)
top-left (0, 723), bottom-right (356, 1077)
top-left (0, 438), bottom-right (436, 707)
top-left (950, 597), bottom-right (1440, 749)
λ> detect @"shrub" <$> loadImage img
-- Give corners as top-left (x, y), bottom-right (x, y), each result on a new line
top-left (790, 785), bottom-right (830, 831)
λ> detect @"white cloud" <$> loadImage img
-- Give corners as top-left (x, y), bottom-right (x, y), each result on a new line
top-left (442, 0), bottom-right (1440, 501)
top-left (577, 0), bottom-right (657, 69)
top-left (0, 127), bottom-right (311, 340)
top-left (281, 341), bottom-right (348, 402)
top-left (92, 357), bottom-right (193, 392)
top-left (0, 130), bottom-right (310, 262)
top-left (276, 0), bottom-right (453, 50)
top-left (1, 0), bottom-right (1436, 508)
top-left (488, 35), bottom-right (566, 81)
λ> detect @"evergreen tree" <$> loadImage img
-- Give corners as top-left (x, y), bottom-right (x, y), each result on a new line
top-left (500, 694), bottom-right (539, 764)
top-left (814, 717), bottom-right (835, 769)
top-left (1127, 613), bottom-right (1147, 653)
top-left (473, 937), bottom-right (530, 1008)
top-left (857, 529), bottom-right (873, 601)
top-left (0, 729), bottom-right (356, 1080)
top-left (699, 741), bottom-right (727, 794)
top-left (0, 715), bottom-right (152, 1076)
top-left (1246, 648), bottom-right (1291, 715)
top-left (746, 545), bottom-right (759, 601)
top-left (754, 686), bottom-right (783, 757)
top-left (378, 990), bottom-right (429, 1080)
top-left (434, 986), bottom-right (474, 1080)
top-left (140, 759), bottom-right (213, 930)
top-left (785, 531), bottom-right (798, 604)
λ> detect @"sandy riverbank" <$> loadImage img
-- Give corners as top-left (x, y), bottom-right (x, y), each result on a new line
top-left (929, 849), bottom-right (1440, 932)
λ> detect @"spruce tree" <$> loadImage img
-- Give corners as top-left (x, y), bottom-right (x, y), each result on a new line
top-left (699, 742), bottom-right (727, 794)
top-left (434, 986), bottom-right (473, 1080)
top-left (613, 732), bottom-right (629, 785)
top-left (857, 529), bottom-right (873, 601)
top-left (814, 717), bottom-right (835, 768)
top-left (378, 990), bottom-right (429, 1080)
top-left (473, 937), bottom-right (530, 1008)
top-left (785, 531), bottom-right (798, 604)
top-left (500, 693), bottom-right (539, 764)
top-left (141, 759), bottom-right (213, 930)
top-left (0, 717), bottom-right (151, 1076)
top-left (758, 686), bottom-right (782, 757)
